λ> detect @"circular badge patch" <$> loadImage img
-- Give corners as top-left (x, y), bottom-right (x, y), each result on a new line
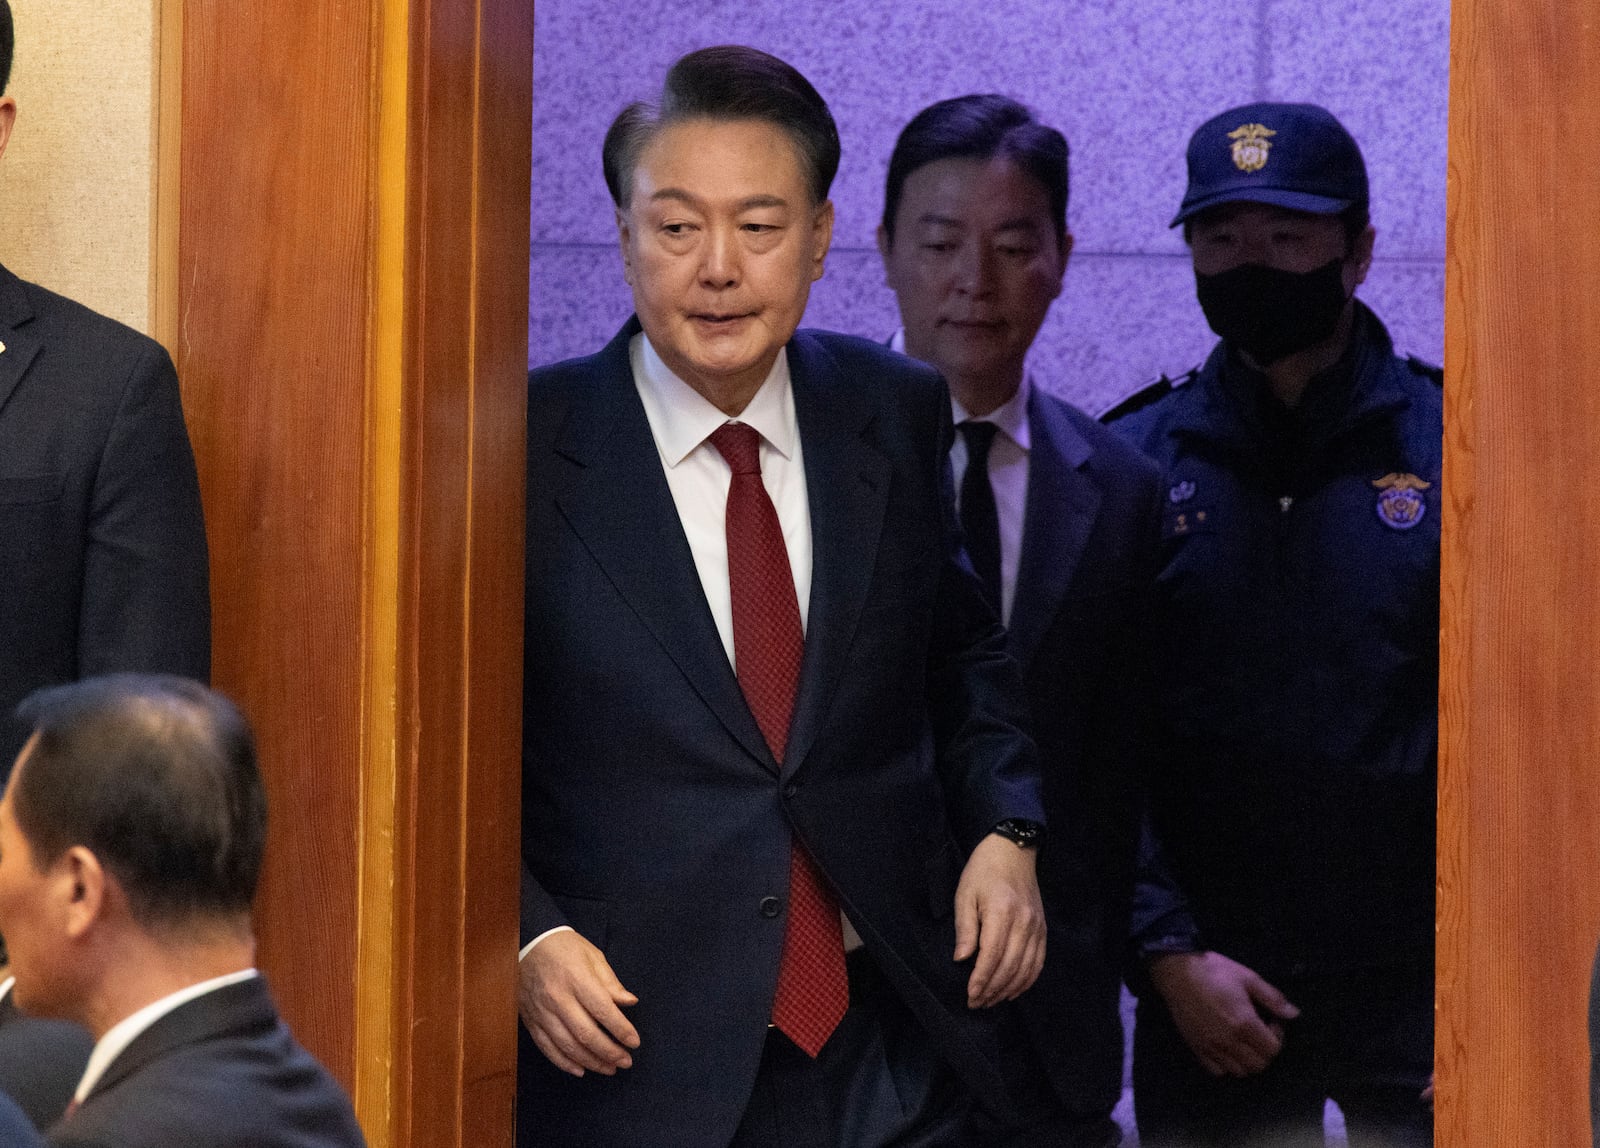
top-left (1375, 487), bottom-right (1426, 530)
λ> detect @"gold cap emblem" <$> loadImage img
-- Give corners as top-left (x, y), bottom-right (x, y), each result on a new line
top-left (1371, 472), bottom-right (1432, 492)
top-left (1228, 123), bottom-right (1276, 173)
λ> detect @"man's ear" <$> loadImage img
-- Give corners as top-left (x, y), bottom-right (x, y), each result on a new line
top-left (57, 846), bottom-right (109, 941)
top-left (615, 205), bottom-right (635, 285)
top-left (0, 97), bottom-right (16, 163)
top-left (1052, 230), bottom-right (1075, 299)
top-left (1349, 224), bottom-right (1376, 289)
top-left (809, 199), bottom-right (835, 284)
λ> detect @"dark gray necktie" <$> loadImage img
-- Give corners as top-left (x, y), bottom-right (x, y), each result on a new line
top-left (957, 421), bottom-right (1002, 615)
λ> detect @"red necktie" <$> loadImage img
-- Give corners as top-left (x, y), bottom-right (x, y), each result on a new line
top-left (709, 422), bottom-right (848, 1058)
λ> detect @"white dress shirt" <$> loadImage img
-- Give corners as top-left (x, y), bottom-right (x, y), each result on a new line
top-left (72, 968), bottom-right (260, 1104)
top-left (890, 330), bottom-right (1032, 625)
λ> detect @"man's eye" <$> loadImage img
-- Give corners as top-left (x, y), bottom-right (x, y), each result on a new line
top-left (742, 223), bottom-right (777, 234)
top-left (662, 223), bottom-right (692, 236)
top-left (920, 242), bottom-right (955, 253)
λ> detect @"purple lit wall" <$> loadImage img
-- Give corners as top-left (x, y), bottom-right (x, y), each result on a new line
top-left (530, 1), bottom-right (1449, 415)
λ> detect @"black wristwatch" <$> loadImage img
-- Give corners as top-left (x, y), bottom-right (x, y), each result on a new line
top-left (990, 818), bottom-right (1044, 850)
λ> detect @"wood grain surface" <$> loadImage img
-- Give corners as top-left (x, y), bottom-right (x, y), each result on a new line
top-left (1438, 2), bottom-right (1600, 1143)
top-left (174, 2), bottom-right (529, 1145)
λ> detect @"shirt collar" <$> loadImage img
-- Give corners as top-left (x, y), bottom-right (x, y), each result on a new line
top-left (632, 333), bottom-right (798, 465)
top-left (74, 968), bottom-right (259, 1104)
top-left (888, 329), bottom-right (1032, 451)
top-left (954, 373), bottom-right (1032, 452)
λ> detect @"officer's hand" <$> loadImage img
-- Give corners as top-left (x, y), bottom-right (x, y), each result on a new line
top-left (953, 832), bottom-right (1046, 1008)
top-left (519, 930), bottom-right (640, 1077)
top-left (1147, 950), bottom-right (1299, 1077)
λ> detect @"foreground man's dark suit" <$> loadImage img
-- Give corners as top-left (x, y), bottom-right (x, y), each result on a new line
top-left (995, 390), bottom-right (1160, 1145)
top-left (0, 263), bottom-right (210, 775)
top-left (0, 1091), bottom-right (41, 1148)
top-left (46, 977), bottom-right (364, 1148)
top-left (0, 992), bottom-right (92, 1130)
top-left (520, 319), bottom-right (1043, 1147)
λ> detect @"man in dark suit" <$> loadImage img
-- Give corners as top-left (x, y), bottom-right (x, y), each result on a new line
top-left (0, 979), bottom-right (91, 1129)
top-left (0, 0), bottom-right (211, 776)
top-left (0, 1091), bottom-right (41, 1148)
top-left (877, 96), bottom-right (1162, 1147)
top-left (0, 675), bottom-right (365, 1148)
top-left (520, 47), bottom-right (1047, 1148)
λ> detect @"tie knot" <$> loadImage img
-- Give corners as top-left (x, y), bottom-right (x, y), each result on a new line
top-left (959, 420), bottom-right (999, 461)
top-left (710, 422), bottom-right (763, 476)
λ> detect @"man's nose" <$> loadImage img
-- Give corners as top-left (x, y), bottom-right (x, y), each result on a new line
top-left (699, 227), bottom-right (740, 289)
top-left (955, 243), bottom-right (995, 296)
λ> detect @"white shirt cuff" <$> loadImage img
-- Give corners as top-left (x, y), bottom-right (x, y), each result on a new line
top-left (519, 925), bottom-right (575, 962)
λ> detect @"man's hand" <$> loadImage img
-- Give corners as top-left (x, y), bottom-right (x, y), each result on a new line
top-left (1148, 950), bottom-right (1299, 1077)
top-left (953, 832), bottom-right (1046, 1008)
top-left (518, 930), bottom-right (640, 1077)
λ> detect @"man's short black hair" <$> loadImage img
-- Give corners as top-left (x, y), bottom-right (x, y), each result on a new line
top-left (0, 0), bottom-right (13, 96)
top-left (882, 94), bottom-right (1069, 248)
top-left (602, 45), bottom-right (841, 209)
top-left (12, 674), bottom-right (267, 931)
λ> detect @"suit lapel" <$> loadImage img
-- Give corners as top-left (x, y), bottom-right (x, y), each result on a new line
top-left (781, 334), bottom-right (891, 777)
top-left (551, 323), bottom-right (776, 774)
top-left (1007, 391), bottom-right (1102, 671)
top-left (0, 266), bottom-right (42, 420)
top-left (87, 977), bottom-right (275, 1102)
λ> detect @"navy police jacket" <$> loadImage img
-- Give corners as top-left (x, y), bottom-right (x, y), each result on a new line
top-left (1108, 303), bottom-right (1440, 980)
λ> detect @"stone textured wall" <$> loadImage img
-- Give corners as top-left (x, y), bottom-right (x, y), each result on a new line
top-left (530, 0), bottom-right (1448, 414)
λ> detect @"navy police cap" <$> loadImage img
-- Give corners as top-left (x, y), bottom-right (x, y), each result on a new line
top-left (1171, 101), bottom-right (1368, 227)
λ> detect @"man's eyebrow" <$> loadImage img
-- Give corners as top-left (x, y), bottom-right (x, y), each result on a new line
top-left (646, 190), bottom-right (791, 212)
top-left (648, 188), bottom-right (702, 207)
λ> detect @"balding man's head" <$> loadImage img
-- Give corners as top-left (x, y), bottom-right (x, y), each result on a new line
top-left (8, 674), bottom-right (267, 932)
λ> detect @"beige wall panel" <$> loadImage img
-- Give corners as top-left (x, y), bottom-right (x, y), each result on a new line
top-left (0, 0), bottom-right (157, 333)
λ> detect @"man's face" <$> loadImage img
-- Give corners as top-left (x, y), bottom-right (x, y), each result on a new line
top-left (617, 117), bottom-right (833, 409)
top-left (879, 156), bottom-right (1069, 402)
top-left (1188, 201), bottom-right (1372, 292)
top-left (0, 741), bottom-right (74, 1017)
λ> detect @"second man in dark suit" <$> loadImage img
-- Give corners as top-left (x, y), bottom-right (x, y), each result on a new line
top-left (878, 95), bottom-right (1163, 1147)
top-left (0, 0), bottom-right (211, 776)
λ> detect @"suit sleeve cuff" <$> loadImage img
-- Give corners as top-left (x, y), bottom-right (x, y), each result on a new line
top-left (519, 925), bottom-right (575, 962)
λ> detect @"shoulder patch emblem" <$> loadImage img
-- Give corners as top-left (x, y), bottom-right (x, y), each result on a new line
top-left (1372, 472), bottom-right (1430, 530)
top-left (1100, 366), bottom-right (1200, 425)
top-left (1228, 124), bottom-right (1276, 172)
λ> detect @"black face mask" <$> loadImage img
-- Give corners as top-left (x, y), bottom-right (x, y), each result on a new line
top-left (1195, 258), bottom-right (1351, 367)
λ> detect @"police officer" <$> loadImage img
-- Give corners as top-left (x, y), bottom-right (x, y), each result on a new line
top-left (1106, 103), bottom-right (1439, 1148)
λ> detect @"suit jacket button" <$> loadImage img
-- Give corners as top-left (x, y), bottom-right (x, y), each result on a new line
top-left (783, 783), bottom-right (799, 799)
top-left (759, 896), bottom-right (782, 918)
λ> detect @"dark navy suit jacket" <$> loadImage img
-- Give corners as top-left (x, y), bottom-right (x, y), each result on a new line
top-left (0, 263), bottom-right (209, 774)
top-left (0, 992), bottom-right (91, 1131)
top-left (46, 977), bottom-right (363, 1148)
top-left (520, 319), bottom-right (1043, 1147)
top-left (1001, 389), bottom-right (1162, 1120)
